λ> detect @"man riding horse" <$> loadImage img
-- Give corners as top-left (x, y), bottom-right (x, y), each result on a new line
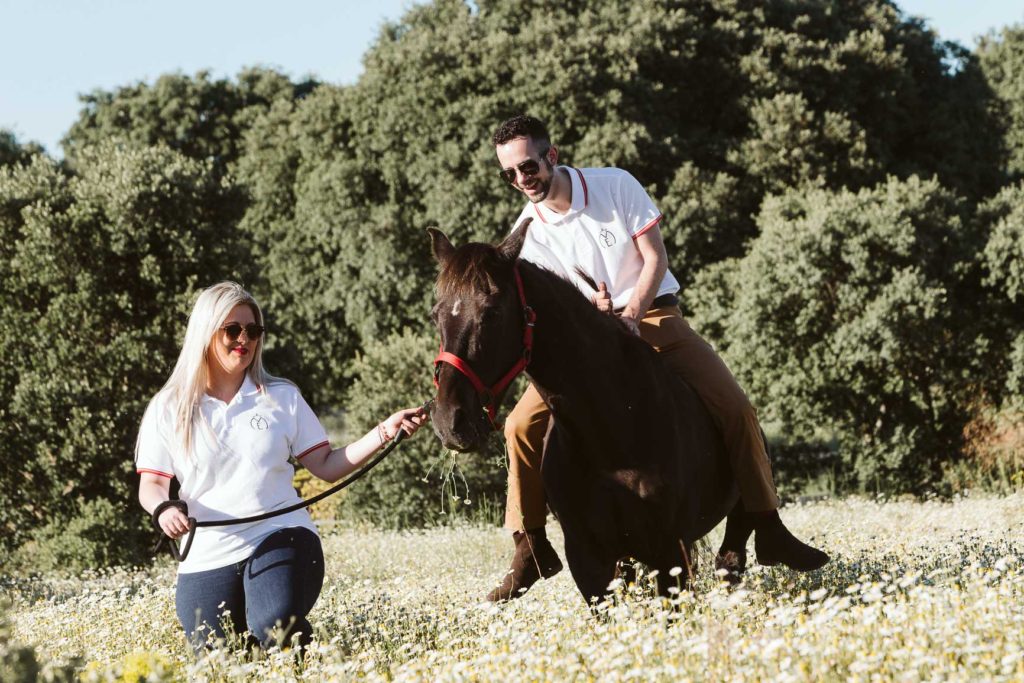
top-left (485, 115), bottom-right (828, 601)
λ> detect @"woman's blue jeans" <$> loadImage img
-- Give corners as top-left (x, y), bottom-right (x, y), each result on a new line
top-left (175, 526), bottom-right (324, 653)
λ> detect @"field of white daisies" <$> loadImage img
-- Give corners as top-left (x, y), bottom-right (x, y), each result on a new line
top-left (3, 494), bottom-right (1024, 682)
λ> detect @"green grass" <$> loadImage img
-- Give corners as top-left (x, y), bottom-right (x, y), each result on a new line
top-left (4, 494), bottom-right (1024, 681)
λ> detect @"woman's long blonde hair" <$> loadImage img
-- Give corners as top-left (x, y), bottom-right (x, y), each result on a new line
top-left (137, 281), bottom-right (284, 461)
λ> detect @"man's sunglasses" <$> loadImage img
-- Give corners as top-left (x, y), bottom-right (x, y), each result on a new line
top-left (498, 148), bottom-right (549, 185)
top-left (221, 323), bottom-right (265, 341)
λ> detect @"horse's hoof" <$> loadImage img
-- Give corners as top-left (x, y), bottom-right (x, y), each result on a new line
top-left (714, 549), bottom-right (746, 586)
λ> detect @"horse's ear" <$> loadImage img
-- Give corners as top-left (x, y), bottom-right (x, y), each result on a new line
top-left (427, 228), bottom-right (454, 264)
top-left (497, 217), bottom-right (532, 262)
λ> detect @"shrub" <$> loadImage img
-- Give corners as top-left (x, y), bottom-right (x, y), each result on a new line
top-left (980, 181), bottom-right (1024, 402)
top-left (952, 406), bottom-right (1024, 493)
top-left (657, 164), bottom-right (755, 298)
top-left (0, 144), bottom-right (248, 557)
top-left (0, 130), bottom-right (42, 169)
top-left (13, 498), bottom-right (150, 576)
top-left (336, 328), bottom-right (507, 528)
top-left (977, 23), bottom-right (1024, 179)
top-left (688, 176), bottom-right (979, 492)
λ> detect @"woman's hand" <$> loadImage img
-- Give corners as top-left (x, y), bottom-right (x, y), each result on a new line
top-left (158, 506), bottom-right (191, 540)
top-left (380, 406), bottom-right (430, 442)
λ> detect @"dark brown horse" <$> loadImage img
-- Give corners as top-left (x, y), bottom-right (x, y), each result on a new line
top-left (428, 220), bottom-right (739, 604)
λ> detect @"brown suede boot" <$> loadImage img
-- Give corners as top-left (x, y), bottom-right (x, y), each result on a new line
top-left (752, 510), bottom-right (829, 571)
top-left (486, 528), bottom-right (563, 602)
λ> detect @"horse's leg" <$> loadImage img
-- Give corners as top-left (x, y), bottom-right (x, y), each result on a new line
top-left (614, 558), bottom-right (639, 587)
top-left (562, 531), bottom-right (618, 609)
top-left (654, 538), bottom-right (695, 599)
top-left (715, 498), bottom-right (752, 585)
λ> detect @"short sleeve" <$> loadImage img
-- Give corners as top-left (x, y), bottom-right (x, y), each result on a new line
top-left (618, 172), bottom-right (663, 239)
top-left (291, 390), bottom-right (329, 460)
top-left (136, 395), bottom-right (175, 479)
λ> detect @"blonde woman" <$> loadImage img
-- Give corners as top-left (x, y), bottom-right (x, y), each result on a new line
top-left (136, 281), bottom-right (427, 652)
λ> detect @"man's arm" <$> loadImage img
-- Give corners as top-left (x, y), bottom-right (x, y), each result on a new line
top-left (619, 225), bottom-right (669, 334)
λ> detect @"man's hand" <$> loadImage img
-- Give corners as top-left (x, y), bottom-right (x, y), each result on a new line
top-left (592, 281), bottom-right (613, 314)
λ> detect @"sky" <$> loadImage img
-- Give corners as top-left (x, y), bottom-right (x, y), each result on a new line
top-left (2, 0), bottom-right (1022, 158)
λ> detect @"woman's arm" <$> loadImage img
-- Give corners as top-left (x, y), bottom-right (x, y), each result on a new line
top-left (138, 472), bottom-right (190, 539)
top-left (301, 407), bottom-right (428, 483)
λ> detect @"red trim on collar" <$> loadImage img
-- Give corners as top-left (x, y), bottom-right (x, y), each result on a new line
top-left (532, 203), bottom-right (547, 224)
top-left (530, 168), bottom-right (586, 223)
top-left (573, 167), bottom-right (588, 208)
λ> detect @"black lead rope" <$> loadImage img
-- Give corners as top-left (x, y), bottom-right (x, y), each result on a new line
top-left (153, 425), bottom-right (413, 563)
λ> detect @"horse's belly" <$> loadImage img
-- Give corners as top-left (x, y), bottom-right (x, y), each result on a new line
top-left (545, 453), bottom-right (678, 558)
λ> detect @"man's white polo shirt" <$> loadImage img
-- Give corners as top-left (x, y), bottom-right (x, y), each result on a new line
top-left (513, 166), bottom-right (680, 310)
top-left (136, 375), bottom-right (328, 573)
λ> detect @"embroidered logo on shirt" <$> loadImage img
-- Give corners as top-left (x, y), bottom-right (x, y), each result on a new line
top-left (250, 415), bottom-right (269, 431)
top-left (599, 227), bottom-right (616, 248)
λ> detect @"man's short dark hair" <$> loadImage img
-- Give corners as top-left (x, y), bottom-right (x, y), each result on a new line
top-left (492, 115), bottom-right (551, 148)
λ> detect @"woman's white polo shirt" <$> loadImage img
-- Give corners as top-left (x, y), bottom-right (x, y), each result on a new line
top-left (136, 375), bottom-right (328, 573)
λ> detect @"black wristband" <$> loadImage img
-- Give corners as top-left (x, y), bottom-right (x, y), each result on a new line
top-left (151, 499), bottom-right (188, 533)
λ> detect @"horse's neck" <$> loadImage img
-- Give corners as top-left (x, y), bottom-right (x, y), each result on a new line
top-left (520, 266), bottom-right (628, 415)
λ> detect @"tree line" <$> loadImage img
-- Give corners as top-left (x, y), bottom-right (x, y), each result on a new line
top-left (2, 0), bottom-right (1022, 569)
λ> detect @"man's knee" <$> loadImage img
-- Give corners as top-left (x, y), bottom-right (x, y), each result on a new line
top-left (504, 410), bottom-right (543, 449)
top-left (503, 412), bottom-right (522, 445)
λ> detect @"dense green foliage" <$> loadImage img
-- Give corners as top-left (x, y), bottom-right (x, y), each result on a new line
top-left (12, 498), bottom-right (150, 575)
top-left (0, 144), bottom-right (246, 551)
top-left (688, 177), bottom-right (980, 489)
top-left (978, 25), bottom-right (1024, 179)
top-left (0, 131), bottom-right (42, 169)
top-left (62, 68), bottom-right (318, 178)
top-left (1, 0), bottom-right (1023, 564)
top-left (339, 328), bottom-right (507, 527)
top-left (979, 182), bottom-right (1024, 400)
top-left (236, 0), bottom-right (1007, 375)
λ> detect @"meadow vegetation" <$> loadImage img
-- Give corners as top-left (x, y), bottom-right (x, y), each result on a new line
top-left (3, 494), bottom-right (1024, 681)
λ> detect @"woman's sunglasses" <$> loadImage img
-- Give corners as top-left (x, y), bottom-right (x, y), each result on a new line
top-left (221, 323), bottom-right (265, 341)
top-left (498, 148), bottom-right (549, 185)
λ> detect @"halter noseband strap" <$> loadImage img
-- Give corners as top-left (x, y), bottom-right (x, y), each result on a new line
top-left (433, 264), bottom-right (536, 429)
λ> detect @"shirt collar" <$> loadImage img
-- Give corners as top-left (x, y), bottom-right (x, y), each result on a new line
top-left (531, 166), bottom-right (588, 225)
top-left (239, 374), bottom-right (261, 397)
top-left (201, 373), bottom-right (261, 405)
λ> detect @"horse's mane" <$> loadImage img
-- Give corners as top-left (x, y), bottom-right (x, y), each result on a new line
top-left (434, 243), bottom-right (502, 300)
top-left (516, 259), bottom-right (631, 338)
top-left (435, 241), bottom-right (630, 339)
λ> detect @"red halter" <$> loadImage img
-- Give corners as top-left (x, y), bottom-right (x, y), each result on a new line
top-left (433, 264), bottom-right (536, 429)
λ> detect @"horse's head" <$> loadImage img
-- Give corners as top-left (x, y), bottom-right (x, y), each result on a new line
top-left (427, 219), bottom-right (532, 452)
